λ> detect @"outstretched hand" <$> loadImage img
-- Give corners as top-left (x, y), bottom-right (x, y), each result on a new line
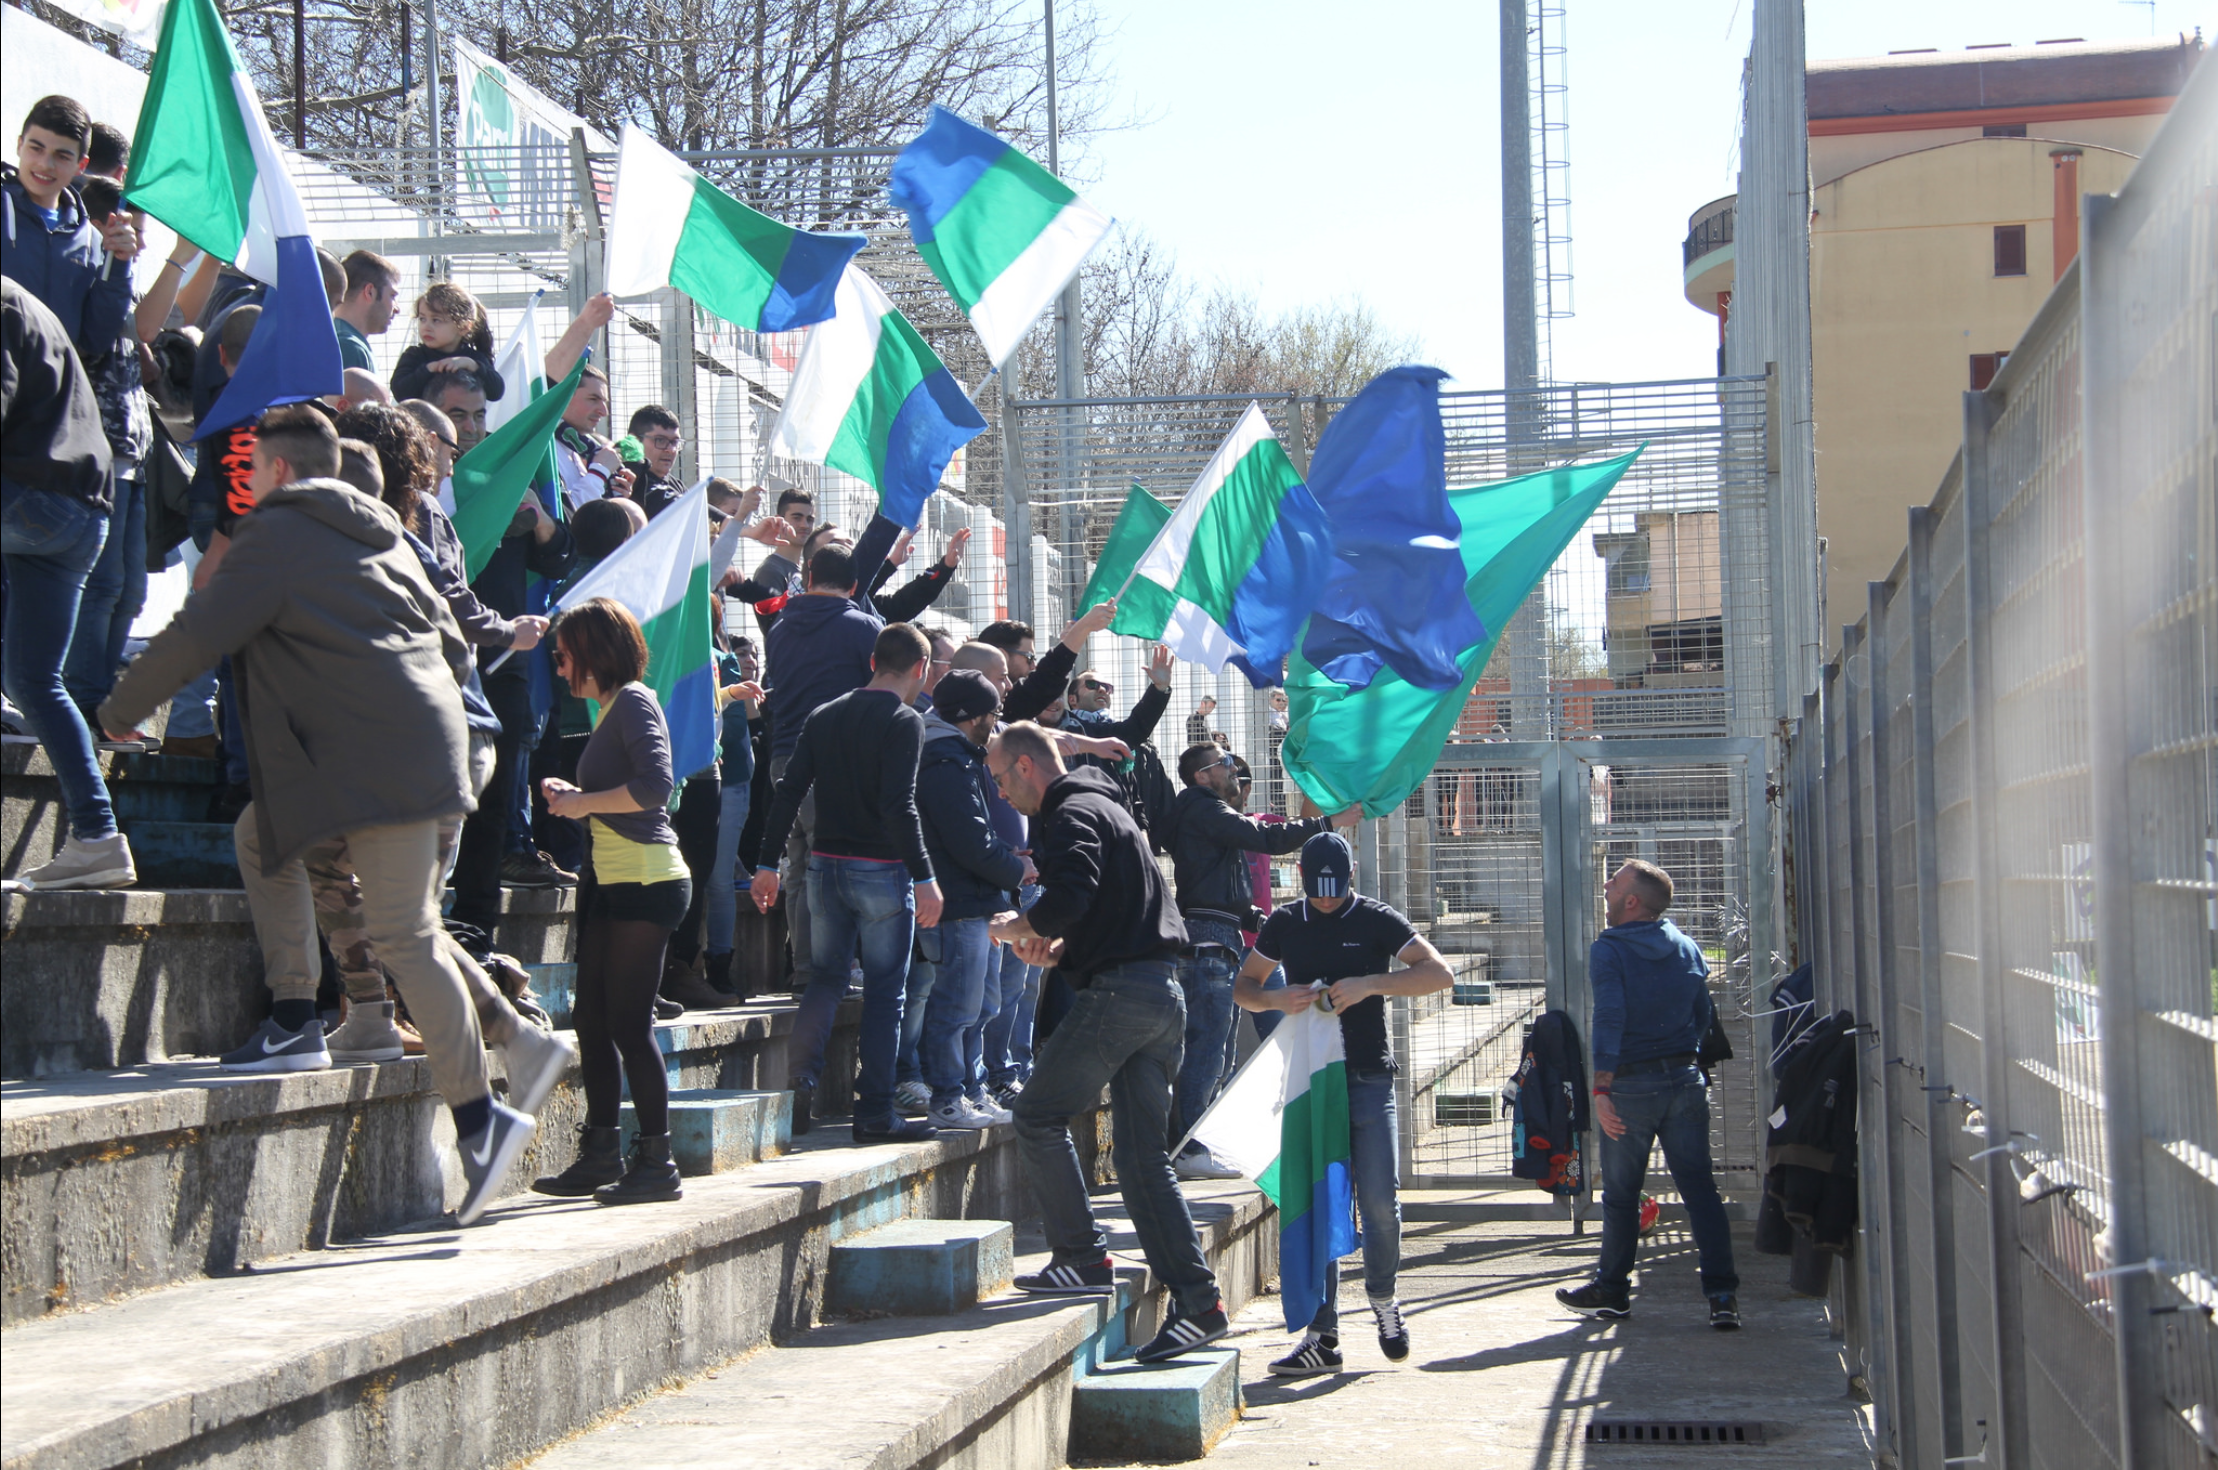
top-left (1061, 599), bottom-right (1117, 650)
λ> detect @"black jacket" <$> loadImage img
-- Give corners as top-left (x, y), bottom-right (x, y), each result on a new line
top-left (757, 687), bottom-right (933, 881)
top-left (1025, 765), bottom-right (1186, 981)
top-left (1161, 784), bottom-right (1332, 923)
top-left (1757, 1009), bottom-right (1860, 1255)
top-left (468, 488), bottom-right (576, 630)
top-left (915, 713), bottom-right (1026, 920)
top-left (1508, 1009), bottom-right (1589, 1193)
top-left (1, 279), bottom-right (111, 506)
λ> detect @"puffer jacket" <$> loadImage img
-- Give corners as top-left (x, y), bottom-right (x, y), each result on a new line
top-left (102, 478), bottom-right (474, 872)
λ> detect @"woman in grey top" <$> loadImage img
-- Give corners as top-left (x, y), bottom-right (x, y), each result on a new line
top-left (531, 597), bottom-right (692, 1205)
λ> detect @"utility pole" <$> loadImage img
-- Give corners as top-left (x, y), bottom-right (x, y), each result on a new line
top-left (1499, 0), bottom-right (1547, 739)
top-left (292, 0), bottom-right (307, 149)
top-left (423, 0), bottom-right (445, 277)
top-left (1046, 0), bottom-right (1084, 627)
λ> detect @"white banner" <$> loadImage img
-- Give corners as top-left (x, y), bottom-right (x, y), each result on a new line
top-left (452, 37), bottom-right (615, 230)
top-left (37, 0), bottom-right (165, 51)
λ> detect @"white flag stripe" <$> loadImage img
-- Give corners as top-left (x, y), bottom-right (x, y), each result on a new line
top-left (485, 296), bottom-right (545, 437)
top-left (769, 264), bottom-right (889, 462)
top-left (605, 124), bottom-right (696, 298)
top-left (1161, 598), bottom-right (1245, 672)
top-left (1132, 403), bottom-right (1277, 588)
top-left (1186, 991), bottom-right (1347, 1174)
top-left (966, 197), bottom-right (1115, 368)
top-left (558, 479), bottom-right (708, 619)
top-left (228, 71), bottom-right (313, 284)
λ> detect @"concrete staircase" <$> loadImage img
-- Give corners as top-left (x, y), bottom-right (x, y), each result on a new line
top-left (4, 744), bottom-right (242, 888)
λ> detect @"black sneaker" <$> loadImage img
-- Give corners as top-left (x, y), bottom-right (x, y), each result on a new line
top-left (1556, 1281), bottom-right (1632, 1320)
top-left (455, 1100), bottom-right (536, 1225)
top-left (219, 1018), bottom-right (333, 1073)
top-left (1268, 1333), bottom-right (1343, 1377)
top-left (652, 996), bottom-right (684, 1020)
top-left (1015, 1258), bottom-right (1116, 1295)
top-left (1136, 1300), bottom-right (1230, 1362)
top-left (500, 850), bottom-right (577, 889)
top-left (1371, 1297), bottom-right (1411, 1361)
top-left (1708, 1293), bottom-right (1742, 1330)
top-left (789, 1078), bottom-right (815, 1136)
top-left (853, 1114), bottom-right (938, 1144)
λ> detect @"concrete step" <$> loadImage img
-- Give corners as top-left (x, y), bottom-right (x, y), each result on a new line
top-left (1, 885), bottom-right (578, 1078)
top-left (619, 1087), bottom-right (791, 1177)
top-left (0, 1114), bottom-right (1125, 1470)
top-left (0, 1002), bottom-right (828, 1324)
top-left (120, 820), bottom-right (242, 888)
top-left (4, 744), bottom-right (223, 880)
top-left (827, 1217), bottom-right (1015, 1317)
top-left (521, 1182), bottom-right (1273, 1470)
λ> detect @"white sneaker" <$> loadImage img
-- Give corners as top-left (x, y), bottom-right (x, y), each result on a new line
top-left (325, 1000), bottom-right (407, 1064)
top-left (502, 1021), bottom-right (577, 1117)
top-left (930, 1096), bottom-right (1005, 1130)
top-left (964, 1093), bottom-right (1014, 1125)
top-left (894, 1079), bottom-right (933, 1115)
top-left (1175, 1145), bottom-right (1245, 1181)
top-left (20, 833), bottom-right (135, 891)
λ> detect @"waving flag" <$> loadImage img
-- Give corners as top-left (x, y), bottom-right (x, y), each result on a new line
top-left (450, 354), bottom-right (585, 578)
top-left (1301, 366), bottom-right (1483, 691)
top-left (1187, 997), bottom-right (1358, 1334)
top-left (125, 0), bottom-right (311, 286)
top-left (1081, 406), bottom-right (1334, 681)
top-left (889, 106), bottom-right (1113, 367)
top-left (556, 478), bottom-right (717, 784)
top-left (486, 295), bottom-right (548, 435)
top-left (768, 264), bottom-right (986, 527)
top-left (1077, 482), bottom-right (1172, 624)
top-left (1282, 448), bottom-right (1643, 815)
top-left (606, 123), bottom-right (864, 334)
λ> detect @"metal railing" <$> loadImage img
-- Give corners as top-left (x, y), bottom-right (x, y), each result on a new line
top-left (1796, 53), bottom-right (2216, 1470)
top-left (1683, 201), bottom-right (1735, 268)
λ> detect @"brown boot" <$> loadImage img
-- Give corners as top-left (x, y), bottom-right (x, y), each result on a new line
top-left (660, 958), bottom-right (733, 1011)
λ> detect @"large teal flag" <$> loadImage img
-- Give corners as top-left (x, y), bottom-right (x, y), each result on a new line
top-left (450, 354), bottom-right (585, 579)
top-left (1280, 448), bottom-right (1643, 815)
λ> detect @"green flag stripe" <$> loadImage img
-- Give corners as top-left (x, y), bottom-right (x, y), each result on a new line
top-left (1162, 438), bottom-right (1303, 618)
top-left (1078, 484), bottom-right (1171, 610)
top-left (917, 150), bottom-right (1075, 310)
top-left (824, 310), bottom-right (940, 489)
top-left (666, 173), bottom-right (782, 328)
top-left (450, 355), bottom-right (586, 579)
top-left (1268, 1061), bottom-right (1352, 1227)
top-left (124, 0), bottom-right (258, 260)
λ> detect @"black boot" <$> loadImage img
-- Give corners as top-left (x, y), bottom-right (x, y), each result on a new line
top-left (704, 950), bottom-right (735, 997)
top-left (530, 1125), bottom-right (624, 1196)
top-left (596, 1133), bottom-right (683, 1205)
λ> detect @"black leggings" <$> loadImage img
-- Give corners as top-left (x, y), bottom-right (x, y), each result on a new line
top-left (573, 878), bottom-right (689, 1135)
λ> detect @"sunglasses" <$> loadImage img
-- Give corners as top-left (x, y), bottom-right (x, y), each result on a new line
top-left (1080, 679), bottom-right (1113, 692)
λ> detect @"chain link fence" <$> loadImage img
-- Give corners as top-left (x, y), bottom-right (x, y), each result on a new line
top-left (1799, 55), bottom-right (2215, 1470)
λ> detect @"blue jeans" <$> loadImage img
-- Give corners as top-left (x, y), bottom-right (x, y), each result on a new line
top-left (1595, 1064), bottom-right (1740, 1296)
top-left (788, 857), bottom-right (916, 1124)
top-left (1173, 949), bottom-right (1239, 1144)
top-left (1, 484), bottom-right (117, 840)
top-left (165, 502), bottom-right (220, 741)
top-left (919, 916), bottom-right (995, 1107)
top-left (984, 945), bottom-right (1040, 1085)
top-left (703, 780), bottom-right (751, 954)
top-left (1313, 1070), bottom-right (1402, 1330)
top-left (63, 469), bottom-right (145, 719)
top-left (1011, 960), bottom-right (1219, 1316)
top-left (896, 944), bottom-right (935, 1086)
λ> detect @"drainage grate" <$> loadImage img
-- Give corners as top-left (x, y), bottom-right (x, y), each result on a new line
top-left (1584, 1420), bottom-right (1767, 1447)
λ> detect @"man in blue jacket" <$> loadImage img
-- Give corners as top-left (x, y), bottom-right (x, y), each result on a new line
top-left (1557, 859), bottom-right (1741, 1329)
top-left (2, 96), bottom-right (138, 359)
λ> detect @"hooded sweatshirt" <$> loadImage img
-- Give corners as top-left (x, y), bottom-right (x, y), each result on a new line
top-left (764, 591), bottom-right (881, 764)
top-left (1024, 765), bottom-right (1186, 982)
top-left (0, 167), bottom-right (132, 358)
top-left (1, 278), bottom-right (111, 506)
top-left (916, 712), bottom-right (1026, 919)
top-left (102, 478), bottom-right (473, 873)
top-left (1587, 916), bottom-right (1714, 1075)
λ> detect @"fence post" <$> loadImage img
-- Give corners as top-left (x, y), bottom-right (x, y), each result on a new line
top-left (1959, 388), bottom-right (2033, 1468)
top-left (2077, 189), bottom-right (2167, 1470)
top-left (1864, 583), bottom-right (1923, 1467)
top-left (1840, 622), bottom-right (1892, 1435)
top-left (1000, 387), bottom-right (1034, 625)
top-left (659, 291), bottom-right (699, 484)
top-left (1906, 505), bottom-right (1967, 1461)
top-left (566, 128), bottom-right (604, 354)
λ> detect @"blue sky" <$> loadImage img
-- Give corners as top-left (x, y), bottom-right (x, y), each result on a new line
top-left (1081, 0), bottom-right (2211, 389)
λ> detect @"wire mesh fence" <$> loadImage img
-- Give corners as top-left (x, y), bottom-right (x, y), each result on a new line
top-left (1798, 56), bottom-right (2216, 1470)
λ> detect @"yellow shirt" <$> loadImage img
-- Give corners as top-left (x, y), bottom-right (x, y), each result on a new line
top-left (588, 818), bottom-right (689, 885)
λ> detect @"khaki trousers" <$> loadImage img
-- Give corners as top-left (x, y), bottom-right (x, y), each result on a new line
top-left (235, 809), bottom-right (491, 1108)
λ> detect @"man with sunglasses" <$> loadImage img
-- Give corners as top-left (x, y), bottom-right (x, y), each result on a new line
top-left (1162, 742), bottom-right (1358, 1179)
top-left (1069, 671), bottom-right (1115, 713)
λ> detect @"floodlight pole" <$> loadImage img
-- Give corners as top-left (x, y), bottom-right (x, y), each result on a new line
top-left (1046, 0), bottom-right (1084, 626)
top-left (1500, 0), bottom-right (1548, 738)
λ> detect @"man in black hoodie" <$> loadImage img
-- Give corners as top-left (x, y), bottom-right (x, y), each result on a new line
top-left (1162, 740), bottom-right (1356, 1178)
top-left (986, 722), bottom-right (1227, 1364)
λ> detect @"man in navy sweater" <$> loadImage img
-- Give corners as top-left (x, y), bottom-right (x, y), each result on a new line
top-left (1557, 859), bottom-right (1742, 1329)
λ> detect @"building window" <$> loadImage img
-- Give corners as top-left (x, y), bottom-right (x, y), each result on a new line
top-left (1994, 224), bottom-right (2028, 276)
top-left (1605, 537), bottom-right (1651, 595)
top-left (1970, 351), bottom-right (2012, 391)
top-left (1983, 123), bottom-right (2028, 138)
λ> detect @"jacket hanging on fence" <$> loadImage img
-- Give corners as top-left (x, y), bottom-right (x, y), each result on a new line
top-left (1507, 1010), bottom-right (1589, 1195)
top-left (1755, 1007), bottom-right (1860, 1257)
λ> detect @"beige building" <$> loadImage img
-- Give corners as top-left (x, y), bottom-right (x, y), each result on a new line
top-left (1594, 512), bottom-right (1723, 685)
top-left (1681, 36), bottom-right (2203, 624)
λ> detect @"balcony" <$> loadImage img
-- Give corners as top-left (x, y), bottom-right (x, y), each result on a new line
top-left (1682, 195), bottom-right (1736, 318)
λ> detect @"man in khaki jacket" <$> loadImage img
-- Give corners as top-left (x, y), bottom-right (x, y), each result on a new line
top-left (101, 406), bottom-right (541, 1226)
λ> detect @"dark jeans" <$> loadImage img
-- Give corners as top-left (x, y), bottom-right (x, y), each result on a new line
top-left (919, 916), bottom-right (995, 1107)
top-left (63, 469), bottom-right (145, 719)
top-left (1312, 1070), bottom-right (1402, 1331)
top-left (449, 671), bottom-right (534, 940)
top-left (788, 856), bottom-right (915, 1124)
top-left (1172, 949), bottom-right (1239, 1145)
top-left (1012, 960), bottom-right (1219, 1317)
top-left (1, 483), bottom-right (116, 840)
top-left (1596, 1064), bottom-right (1741, 1296)
top-left (665, 771), bottom-right (721, 965)
top-left (164, 501), bottom-right (221, 741)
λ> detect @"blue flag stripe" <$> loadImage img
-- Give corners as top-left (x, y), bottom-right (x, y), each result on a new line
top-left (886, 107), bottom-right (1009, 240)
top-left (1223, 480), bottom-right (1336, 686)
top-left (763, 230), bottom-right (870, 334)
top-left (879, 370), bottom-right (989, 527)
top-left (196, 235), bottom-right (344, 439)
top-left (1278, 1163), bottom-right (1362, 1333)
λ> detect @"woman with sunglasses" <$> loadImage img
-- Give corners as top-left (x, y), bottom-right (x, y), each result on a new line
top-left (532, 598), bottom-right (691, 1204)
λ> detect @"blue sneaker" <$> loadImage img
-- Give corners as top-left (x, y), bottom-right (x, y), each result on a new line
top-left (456, 1100), bottom-right (536, 1225)
top-left (220, 1019), bottom-right (332, 1074)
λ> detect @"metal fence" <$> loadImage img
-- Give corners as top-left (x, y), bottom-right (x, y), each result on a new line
top-left (1795, 55), bottom-right (2216, 1470)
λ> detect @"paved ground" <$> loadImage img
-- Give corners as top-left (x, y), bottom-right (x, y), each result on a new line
top-left (1095, 1205), bottom-right (1876, 1468)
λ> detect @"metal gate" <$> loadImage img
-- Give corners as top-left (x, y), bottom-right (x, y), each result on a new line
top-left (1395, 737), bottom-right (1774, 1190)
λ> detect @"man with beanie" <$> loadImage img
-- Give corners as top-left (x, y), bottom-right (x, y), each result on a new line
top-left (912, 667), bottom-right (1032, 1129)
top-left (1234, 831), bottom-right (1452, 1375)
top-left (1557, 859), bottom-right (1742, 1329)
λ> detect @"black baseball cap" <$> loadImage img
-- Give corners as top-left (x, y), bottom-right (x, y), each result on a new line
top-left (933, 668), bottom-right (1001, 724)
top-left (1301, 832), bottom-right (1354, 899)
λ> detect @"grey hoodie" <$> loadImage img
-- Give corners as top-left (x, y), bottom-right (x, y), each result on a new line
top-left (103, 478), bottom-right (473, 873)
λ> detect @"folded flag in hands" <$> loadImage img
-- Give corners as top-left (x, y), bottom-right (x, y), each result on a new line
top-left (555, 478), bottom-right (718, 785)
top-left (768, 263), bottom-right (986, 528)
top-left (1187, 998), bottom-right (1358, 1334)
top-left (606, 123), bottom-right (865, 333)
top-left (450, 354), bottom-right (586, 579)
top-left (890, 106), bottom-right (1113, 368)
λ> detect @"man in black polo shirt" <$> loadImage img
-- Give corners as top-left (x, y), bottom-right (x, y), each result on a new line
top-left (1234, 831), bottom-right (1453, 1377)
